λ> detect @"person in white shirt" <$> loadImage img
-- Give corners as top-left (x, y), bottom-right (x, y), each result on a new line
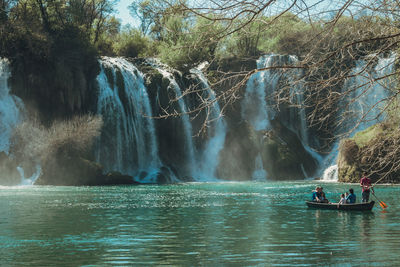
top-left (337, 193), bottom-right (346, 207)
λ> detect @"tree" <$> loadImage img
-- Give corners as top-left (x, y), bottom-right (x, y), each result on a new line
top-left (145, 0), bottom-right (399, 128)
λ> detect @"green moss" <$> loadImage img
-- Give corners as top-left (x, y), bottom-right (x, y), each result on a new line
top-left (352, 124), bottom-right (382, 147)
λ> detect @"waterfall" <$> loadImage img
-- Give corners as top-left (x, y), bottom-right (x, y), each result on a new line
top-left (341, 54), bottom-right (395, 133)
top-left (322, 164), bottom-right (338, 181)
top-left (190, 67), bottom-right (227, 180)
top-left (0, 58), bottom-right (23, 153)
top-left (252, 153), bottom-right (267, 181)
top-left (321, 53), bottom-right (396, 181)
top-left (242, 54), bottom-right (311, 139)
top-left (0, 59), bottom-right (38, 185)
top-left (96, 58), bottom-right (227, 182)
top-left (241, 55), bottom-right (279, 131)
top-left (240, 55), bottom-right (279, 180)
top-left (96, 57), bottom-right (162, 183)
top-left (242, 54), bottom-right (320, 179)
top-left (150, 60), bottom-right (198, 178)
top-left (17, 165), bottom-right (42, 185)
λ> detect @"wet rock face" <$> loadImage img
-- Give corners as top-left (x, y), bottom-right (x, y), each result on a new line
top-left (262, 121), bottom-right (317, 179)
top-left (216, 120), bottom-right (318, 181)
top-left (9, 50), bottom-right (99, 123)
top-left (0, 152), bottom-right (21, 186)
top-left (216, 121), bottom-right (258, 180)
top-left (146, 73), bottom-right (188, 175)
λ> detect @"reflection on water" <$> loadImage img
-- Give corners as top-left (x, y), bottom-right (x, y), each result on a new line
top-left (0, 182), bottom-right (400, 266)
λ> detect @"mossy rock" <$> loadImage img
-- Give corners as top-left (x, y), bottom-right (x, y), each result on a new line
top-left (337, 123), bottom-right (396, 183)
top-left (262, 120), bottom-right (318, 179)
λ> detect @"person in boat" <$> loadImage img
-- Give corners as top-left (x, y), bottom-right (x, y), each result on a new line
top-left (319, 187), bottom-right (329, 203)
top-left (312, 187), bottom-right (329, 203)
top-left (312, 186), bottom-right (322, 202)
top-left (338, 193), bottom-right (346, 205)
top-left (337, 193), bottom-right (346, 208)
top-left (346, 188), bottom-right (356, 204)
top-left (360, 173), bottom-right (374, 202)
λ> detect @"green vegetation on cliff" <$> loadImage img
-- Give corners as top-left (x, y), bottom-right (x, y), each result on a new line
top-left (338, 105), bottom-right (400, 183)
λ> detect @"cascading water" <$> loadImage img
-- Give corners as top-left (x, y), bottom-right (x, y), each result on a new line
top-left (150, 60), bottom-right (198, 178)
top-left (241, 55), bottom-right (278, 131)
top-left (321, 53), bottom-right (396, 181)
top-left (241, 54), bottom-right (321, 179)
top-left (190, 67), bottom-right (227, 180)
top-left (96, 58), bottom-right (227, 182)
top-left (252, 153), bottom-right (267, 181)
top-left (96, 57), bottom-right (162, 183)
top-left (17, 165), bottom-right (42, 185)
top-left (0, 58), bottom-right (40, 185)
top-left (342, 54), bottom-right (394, 133)
top-left (0, 58), bottom-right (23, 153)
top-left (240, 55), bottom-right (279, 180)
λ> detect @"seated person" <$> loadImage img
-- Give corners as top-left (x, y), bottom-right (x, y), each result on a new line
top-left (312, 186), bottom-right (322, 202)
top-left (320, 187), bottom-right (329, 203)
top-left (346, 188), bottom-right (356, 204)
top-left (338, 193), bottom-right (346, 205)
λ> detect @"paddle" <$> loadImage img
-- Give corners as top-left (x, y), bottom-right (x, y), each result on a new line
top-left (372, 192), bottom-right (388, 209)
top-left (370, 176), bottom-right (388, 209)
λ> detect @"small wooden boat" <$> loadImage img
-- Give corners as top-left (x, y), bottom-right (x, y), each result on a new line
top-left (306, 201), bottom-right (375, 211)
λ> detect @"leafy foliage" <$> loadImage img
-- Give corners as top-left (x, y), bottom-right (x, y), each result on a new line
top-left (113, 27), bottom-right (153, 58)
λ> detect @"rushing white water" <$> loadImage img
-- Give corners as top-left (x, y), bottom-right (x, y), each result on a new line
top-left (150, 60), bottom-right (198, 178)
top-left (190, 67), bottom-right (227, 180)
top-left (96, 58), bottom-right (226, 182)
top-left (96, 57), bottom-right (162, 182)
top-left (321, 53), bottom-right (396, 181)
top-left (322, 164), bottom-right (338, 181)
top-left (241, 55), bottom-right (279, 131)
top-left (340, 54), bottom-right (395, 134)
top-left (17, 165), bottom-right (42, 185)
top-left (0, 58), bottom-right (24, 153)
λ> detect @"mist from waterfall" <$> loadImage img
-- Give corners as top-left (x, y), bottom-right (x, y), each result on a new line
top-left (96, 57), bottom-right (161, 183)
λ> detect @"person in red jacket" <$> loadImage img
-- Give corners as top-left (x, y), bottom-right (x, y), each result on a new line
top-left (360, 173), bottom-right (374, 202)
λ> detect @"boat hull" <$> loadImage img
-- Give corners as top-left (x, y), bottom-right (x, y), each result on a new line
top-left (306, 201), bottom-right (375, 211)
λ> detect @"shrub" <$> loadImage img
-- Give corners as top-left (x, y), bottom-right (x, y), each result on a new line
top-left (10, 114), bottom-right (103, 165)
top-left (113, 28), bottom-right (153, 58)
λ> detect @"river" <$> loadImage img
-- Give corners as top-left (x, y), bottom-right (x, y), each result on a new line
top-left (1, 181), bottom-right (399, 266)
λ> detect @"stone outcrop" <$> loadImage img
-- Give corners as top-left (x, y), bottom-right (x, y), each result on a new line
top-left (338, 123), bottom-right (400, 183)
top-left (337, 139), bottom-right (362, 183)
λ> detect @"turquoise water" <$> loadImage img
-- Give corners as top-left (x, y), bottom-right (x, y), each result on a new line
top-left (0, 181), bottom-right (399, 266)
